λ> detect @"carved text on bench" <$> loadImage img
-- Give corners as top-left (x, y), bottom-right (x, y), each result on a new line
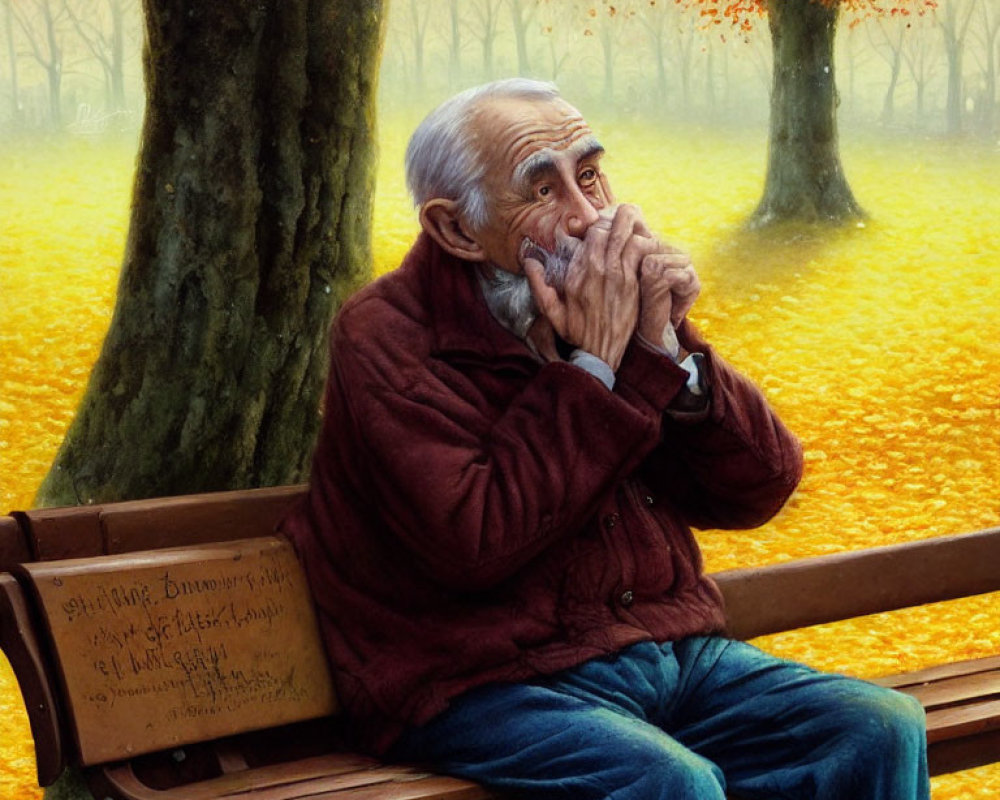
top-left (26, 539), bottom-right (337, 764)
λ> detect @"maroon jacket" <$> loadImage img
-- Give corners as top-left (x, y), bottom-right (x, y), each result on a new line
top-left (281, 233), bottom-right (803, 755)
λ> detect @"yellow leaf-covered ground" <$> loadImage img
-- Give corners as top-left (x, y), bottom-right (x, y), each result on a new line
top-left (0, 118), bottom-right (997, 798)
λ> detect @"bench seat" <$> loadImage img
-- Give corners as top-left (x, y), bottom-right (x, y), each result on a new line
top-left (100, 752), bottom-right (494, 800)
top-left (873, 655), bottom-right (1000, 775)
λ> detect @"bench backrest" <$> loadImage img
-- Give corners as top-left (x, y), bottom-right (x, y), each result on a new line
top-left (18, 536), bottom-right (337, 766)
top-left (14, 485), bottom-right (306, 562)
top-left (715, 526), bottom-right (1000, 640)
top-left (0, 514), bottom-right (31, 572)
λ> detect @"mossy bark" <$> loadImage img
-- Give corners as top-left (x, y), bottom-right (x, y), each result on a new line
top-left (35, 0), bottom-right (386, 509)
top-left (752, 0), bottom-right (864, 227)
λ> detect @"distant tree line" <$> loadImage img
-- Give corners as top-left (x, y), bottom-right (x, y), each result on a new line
top-left (378, 0), bottom-right (999, 140)
top-left (1, 0), bottom-right (141, 134)
top-left (1, 0), bottom-right (996, 138)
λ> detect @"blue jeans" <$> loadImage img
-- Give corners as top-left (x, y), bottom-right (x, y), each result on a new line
top-left (390, 637), bottom-right (929, 800)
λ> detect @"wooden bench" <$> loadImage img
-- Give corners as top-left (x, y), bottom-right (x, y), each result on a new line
top-left (1, 486), bottom-right (998, 799)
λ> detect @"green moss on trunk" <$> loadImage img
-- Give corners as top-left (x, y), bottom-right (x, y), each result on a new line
top-left (752, 0), bottom-right (864, 228)
top-left (36, 0), bottom-right (386, 510)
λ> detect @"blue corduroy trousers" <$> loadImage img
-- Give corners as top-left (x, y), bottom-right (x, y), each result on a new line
top-left (390, 637), bottom-right (930, 800)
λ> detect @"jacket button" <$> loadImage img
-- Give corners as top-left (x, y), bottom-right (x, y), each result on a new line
top-left (619, 590), bottom-right (634, 607)
top-left (603, 513), bottom-right (620, 530)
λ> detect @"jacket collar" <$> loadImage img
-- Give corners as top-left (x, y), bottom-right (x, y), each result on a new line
top-left (406, 232), bottom-right (538, 370)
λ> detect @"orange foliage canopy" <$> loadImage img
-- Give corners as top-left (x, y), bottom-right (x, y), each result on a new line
top-left (661, 0), bottom-right (938, 32)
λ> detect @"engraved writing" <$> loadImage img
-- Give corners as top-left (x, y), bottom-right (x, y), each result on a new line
top-left (32, 543), bottom-right (336, 764)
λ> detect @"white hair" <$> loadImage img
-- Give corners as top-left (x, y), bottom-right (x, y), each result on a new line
top-left (405, 78), bottom-right (562, 231)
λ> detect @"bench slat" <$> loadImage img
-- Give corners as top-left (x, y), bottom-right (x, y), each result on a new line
top-left (164, 753), bottom-right (382, 798)
top-left (715, 527), bottom-right (1000, 640)
top-left (872, 655), bottom-right (1000, 690)
top-left (925, 698), bottom-right (1000, 744)
top-left (306, 775), bottom-right (496, 800)
top-left (899, 671), bottom-right (1000, 713)
top-left (101, 485), bottom-right (306, 554)
top-left (16, 505), bottom-right (105, 561)
top-left (215, 766), bottom-right (451, 800)
top-left (20, 537), bottom-right (337, 766)
top-left (926, 727), bottom-right (1000, 778)
top-left (101, 755), bottom-right (496, 800)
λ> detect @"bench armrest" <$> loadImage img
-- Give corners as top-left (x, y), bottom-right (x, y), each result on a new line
top-left (715, 526), bottom-right (1000, 640)
top-left (0, 572), bottom-right (65, 786)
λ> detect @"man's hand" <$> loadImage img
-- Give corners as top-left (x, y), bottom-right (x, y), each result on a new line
top-left (637, 250), bottom-right (700, 359)
top-left (524, 205), bottom-right (649, 372)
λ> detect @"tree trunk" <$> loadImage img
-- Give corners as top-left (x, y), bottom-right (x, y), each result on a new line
top-left (877, 23), bottom-right (904, 127)
top-left (35, 0), bottom-right (386, 509)
top-left (975, 4), bottom-right (998, 139)
top-left (42, 0), bottom-right (62, 128)
top-left (110, 0), bottom-right (126, 111)
top-left (482, 16), bottom-right (496, 80)
top-left (675, 22), bottom-right (694, 113)
top-left (601, 24), bottom-right (614, 104)
top-left (409, 0), bottom-right (425, 93)
top-left (448, 0), bottom-right (461, 89)
top-left (944, 41), bottom-right (963, 135)
top-left (705, 44), bottom-right (716, 116)
top-left (938, 0), bottom-right (974, 137)
top-left (653, 34), bottom-right (667, 107)
top-left (752, 0), bottom-right (863, 227)
top-left (510, 0), bottom-right (531, 76)
top-left (880, 49), bottom-right (901, 126)
top-left (4, 0), bottom-right (18, 127)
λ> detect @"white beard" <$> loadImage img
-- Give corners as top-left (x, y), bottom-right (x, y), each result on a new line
top-left (478, 236), bottom-right (580, 340)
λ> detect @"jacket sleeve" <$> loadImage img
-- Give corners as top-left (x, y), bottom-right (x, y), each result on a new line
top-left (330, 306), bottom-right (689, 593)
top-left (617, 320), bottom-right (804, 531)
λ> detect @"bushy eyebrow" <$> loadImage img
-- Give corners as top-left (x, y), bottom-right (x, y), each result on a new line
top-left (512, 136), bottom-right (605, 192)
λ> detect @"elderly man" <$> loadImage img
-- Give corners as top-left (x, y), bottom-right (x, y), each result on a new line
top-left (282, 79), bottom-right (928, 800)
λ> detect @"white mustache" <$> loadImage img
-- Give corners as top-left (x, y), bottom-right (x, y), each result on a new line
top-left (518, 210), bottom-right (618, 292)
top-left (518, 237), bottom-right (579, 292)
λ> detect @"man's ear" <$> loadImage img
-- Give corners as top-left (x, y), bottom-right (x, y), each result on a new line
top-left (419, 199), bottom-right (487, 263)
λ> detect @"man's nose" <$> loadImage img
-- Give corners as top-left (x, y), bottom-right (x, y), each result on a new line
top-left (563, 185), bottom-right (601, 238)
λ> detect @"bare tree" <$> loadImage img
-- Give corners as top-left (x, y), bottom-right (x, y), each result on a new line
top-left (902, 11), bottom-right (938, 126)
top-left (65, 0), bottom-right (137, 114)
top-left (868, 14), bottom-right (908, 125)
top-left (969, 0), bottom-right (999, 137)
top-left (408, 0), bottom-right (431, 92)
top-left (447, 0), bottom-right (463, 88)
top-left (538, 0), bottom-right (573, 82)
top-left (936, 0), bottom-right (976, 135)
top-left (508, 0), bottom-right (536, 76)
top-left (636, 0), bottom-right (672, 107)
top-left (469, 0), bottom-right (503, 80)
top-left (3, 0), bottom-right (19, 127)
top-left (704, 35), bottom-right (719, 116)
top-left (12, 0), bottom-right (67, 128)
top-left (589, 2), bottom-right (632, 105)
top-left (670, 8), bottom-right (699, 113)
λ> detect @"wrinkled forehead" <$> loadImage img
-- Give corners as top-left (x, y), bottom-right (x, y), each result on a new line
top-left (471, 96), bottom-right (600, 182)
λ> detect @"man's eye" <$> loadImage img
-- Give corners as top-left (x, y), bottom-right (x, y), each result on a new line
top-left (536, 185), bottom-right (552, 199)
top-left (579, 168), bottom-right (598, 185)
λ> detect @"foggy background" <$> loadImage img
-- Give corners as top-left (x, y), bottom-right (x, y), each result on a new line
top-left (0, 0), bottom-right (997, 143)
